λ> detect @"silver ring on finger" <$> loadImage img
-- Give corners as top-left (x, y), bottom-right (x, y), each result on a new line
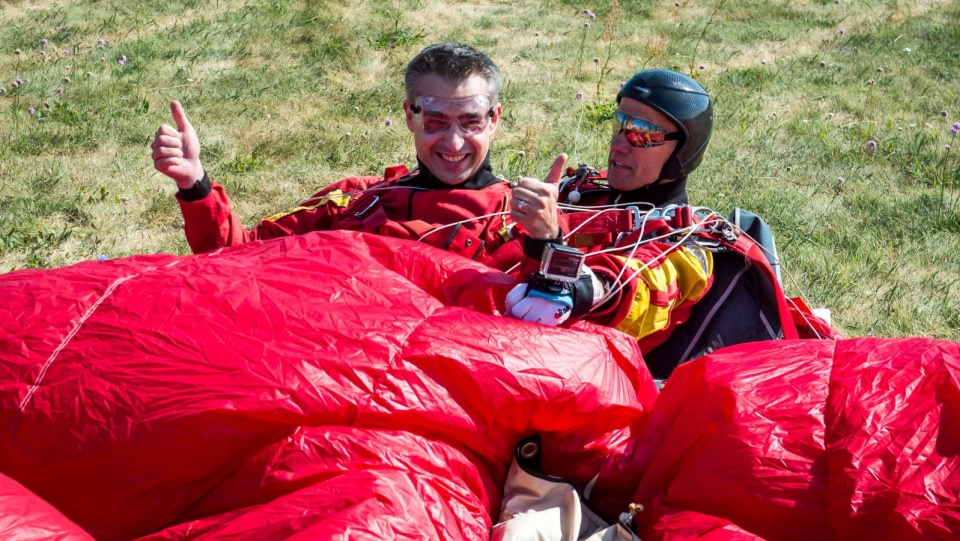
top-left (516, 199), bottom-right (526, 209)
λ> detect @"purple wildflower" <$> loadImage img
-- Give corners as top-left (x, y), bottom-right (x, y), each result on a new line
top-left (121, 54), bottom-right (127, 62)
top-left (588, 11), bottom-right (596, 19)
top-left (14, 48), bottom-right (21, 55)
top-left (54, 86), bottom-right (63, 94)
top-left (28, 107), bottom-right (36, 115)
top-left (584, 22), bottom-right (591, 28)
top-left (838, 28), bottom-right (845, 35)
top-left (40, 39), bottom-right (48, 47)
top-left (40, 50), bottom-right (47, 57)
top-left (384, 118), bottom-right (393, 127)
top-left (941, 111), bottom-right (948, 117)
top-left (97, 38), bottom-right (106, 49)
top-left (63, 48), bottom-right (70, 55)
top-left (575, 91), bottom-right (583, 100)
top-left (866, 140), bottom-right (877, 149)
top-left (13, 78), bottom-right (23, 87)
top-left (698, 64), bottom-right (706, 70)
top-left (946, 144), bottom-right (952, 150)
top-left (952, 123), bottom-right (960, 135)
top-left (118, 59), bottom-right (125, 66)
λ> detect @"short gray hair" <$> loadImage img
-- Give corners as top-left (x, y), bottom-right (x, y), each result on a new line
top-left (405, 43), bottom-right (502, 103)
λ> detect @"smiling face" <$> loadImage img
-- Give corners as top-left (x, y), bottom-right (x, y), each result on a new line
top-left (606, 97), bottom-right (681, 191)
top-left (404, 74), bottom-right (502, 186)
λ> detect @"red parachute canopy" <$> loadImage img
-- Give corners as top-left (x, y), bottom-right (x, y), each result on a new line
top-left (0, 231), bottom-right (656, 540)
top-left (1, 230), bottom-right (958, 540)
top-left (631, 338), bottom-right (960, 541)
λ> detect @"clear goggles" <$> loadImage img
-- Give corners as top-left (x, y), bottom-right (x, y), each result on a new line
top-left (612, 112), bottom-right (681, 148)
top-left (410, 95), bottom-right (495, 135)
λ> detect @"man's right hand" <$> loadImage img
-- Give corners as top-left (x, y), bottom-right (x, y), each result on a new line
top-left (509, 153), bottom-right (567, 239)
top-left (152, 101), bottom-right (204, 190)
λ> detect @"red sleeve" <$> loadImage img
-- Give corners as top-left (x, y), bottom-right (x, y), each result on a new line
top-left (177, 177), bottom-right (378, 254)
top-left (177, 182), bottom-right (253, 254)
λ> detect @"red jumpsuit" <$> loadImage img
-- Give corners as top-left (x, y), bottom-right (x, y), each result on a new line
top-left (176, 164), bottom-right (521, 266)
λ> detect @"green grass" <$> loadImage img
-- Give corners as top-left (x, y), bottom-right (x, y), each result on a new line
top-left (1, 0), bottom-right (958, 341)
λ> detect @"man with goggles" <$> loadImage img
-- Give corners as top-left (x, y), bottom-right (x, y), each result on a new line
top-left (507, 70), bottom-right (811, 384)
top-left (611, 112), bottom-right (682, 149)
top-left (559, 68), bottom-right (714, 209)
top-left (152, 42), bottom-right (560, 264)
top-left (409, 95), bottom-right (496, 135)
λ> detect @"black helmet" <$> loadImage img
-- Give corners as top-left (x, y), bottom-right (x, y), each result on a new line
top-left (617, 69), bottom-right (713, 179)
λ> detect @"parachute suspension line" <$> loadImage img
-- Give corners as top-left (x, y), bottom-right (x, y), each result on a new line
top-left (562, 207), bottom-right (628, 238)
top-left (712, 216), bottom-right (829, 340)
top-left (416, 211), bottom-right (512, 243)
top-left (591, 217), bottom-right (708, 308)
top-left (293, 184), bottom-right (431, 207)
top-left (496, 204), bottom-right (660, 274)
top-left (557, 201), bottom-right (657, 212)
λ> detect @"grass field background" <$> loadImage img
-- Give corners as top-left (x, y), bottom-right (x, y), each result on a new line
top-left (1, 0), bottom-right (958, 340)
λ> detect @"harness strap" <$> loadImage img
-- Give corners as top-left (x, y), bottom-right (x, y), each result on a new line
top-left (566, 206), bottom-right (801, 340)
top-left (563, 209), bottom-right (636, 247)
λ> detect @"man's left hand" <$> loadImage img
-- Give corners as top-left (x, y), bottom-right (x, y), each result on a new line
top-left (505, 283), bottom-right (573, 326)
top-left (510, 153), bottom-right (567, 239)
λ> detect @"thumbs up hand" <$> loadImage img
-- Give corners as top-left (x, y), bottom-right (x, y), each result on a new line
top-left (509, 153), bottom-right (567, 239)
top-left (152, 101), bottom-right (205, 189)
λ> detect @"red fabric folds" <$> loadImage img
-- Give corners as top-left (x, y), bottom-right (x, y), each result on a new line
top-left (1, 230), bottom-right (958, 540)
top-left (0, 231), bottom-right (654, 540)
top-left (631, 338), bottom-right (960, 541)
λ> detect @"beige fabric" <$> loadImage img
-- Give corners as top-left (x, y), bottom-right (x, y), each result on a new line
top-left (491, 455), bottom-right (634, 541)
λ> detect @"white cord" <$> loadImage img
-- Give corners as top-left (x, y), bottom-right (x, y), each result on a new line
top-left (416, 211), bottom-right (511, 242)
top-left (293, 184), bottom-right (431, 207)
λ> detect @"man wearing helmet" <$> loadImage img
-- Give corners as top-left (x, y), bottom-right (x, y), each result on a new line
top-left (503, 70), bottom-right (715, 362)
top-left (571, 68), bottom-right (713, 207)
top-left (506, 69), bottom-right (803, 380)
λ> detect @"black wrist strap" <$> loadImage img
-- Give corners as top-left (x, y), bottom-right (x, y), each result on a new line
top-left (523, 231), bottom-right (564, 259)
top-left (570, 272), bottom-right (595, 319)
top-left (177, 172), bottom-right (212, 202)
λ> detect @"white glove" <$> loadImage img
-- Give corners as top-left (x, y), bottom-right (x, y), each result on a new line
top-left (505, 284), bottom-right (573, 326)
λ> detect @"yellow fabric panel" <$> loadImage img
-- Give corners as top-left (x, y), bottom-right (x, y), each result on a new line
top-left (614, 246), bottom-right (713, 340)
top-left (259, 190), bottom-right (352, 224)
top-left (674, 245), bottom-right (713, 302)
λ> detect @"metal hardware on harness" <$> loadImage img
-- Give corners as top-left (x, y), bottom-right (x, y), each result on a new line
top-left (716, 222), bottom-right (738, 243)
top-left (354, 195), bottom-right (380, 218)
top-left (628, 206), bottom-right (643, 231)
top-left (614, 206), bottom-right (644, 245)
top-left (559, 163), bottom-right (601, 194)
